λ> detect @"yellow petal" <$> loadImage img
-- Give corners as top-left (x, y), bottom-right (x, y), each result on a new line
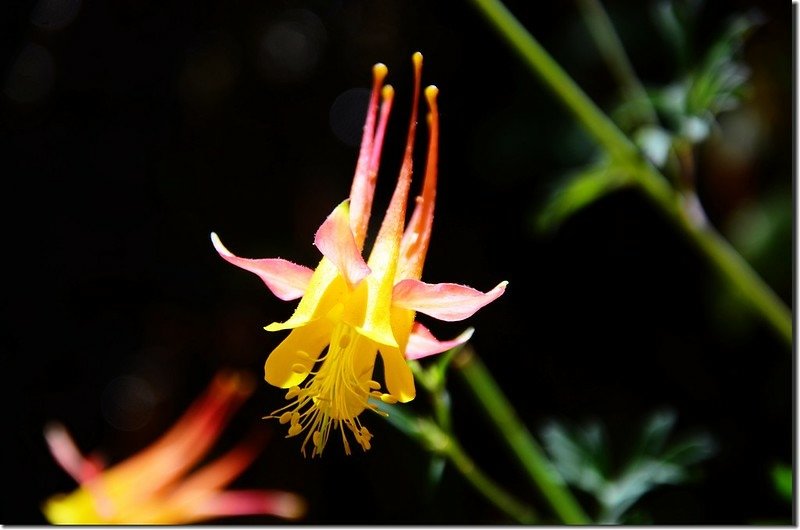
top-left (379, 346), bottom-right (415, 402)
top-left (264, 318), bottom-right (333, 388)
top-left (265, 261), bottom-right (345, 332)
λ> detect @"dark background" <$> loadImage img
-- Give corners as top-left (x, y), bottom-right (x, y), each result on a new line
top-left (3, 0), bottom-right (793, 524)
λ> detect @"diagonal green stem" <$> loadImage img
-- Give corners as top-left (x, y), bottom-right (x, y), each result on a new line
top-left (376, 399), bottom-right (539, 524)
top-left (469, 0), bottom-right (638, 163)
top-left (576, 0), bottom-right (658, 125)
top-left (453, 347), bottom-right (590, 524)
top-left (468, 0), bottom-right (792, 347)
top-left (442, 433), bottom-right (539, 524)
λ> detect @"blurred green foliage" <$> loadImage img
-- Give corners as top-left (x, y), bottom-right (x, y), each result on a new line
top-left (537, 0), bottom-right (764, 232)
top-left (771, 463), bottom-right (792, 505)
top-left (541, 409), bottom-right (716, 524)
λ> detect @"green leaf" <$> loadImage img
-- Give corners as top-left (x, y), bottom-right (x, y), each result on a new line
top-left (651, 0), bottom-right (703, 71)
top-left (542, 410), bottom-right (715, 524)
top-left (685, 10), bottom-right (763, 119)
top-left (541, 420), bottom-right (609, 495)
top-left (427, 455), bottom-right (448, 490)
top-left (535, 164), bottom-right (633, 233)
top-left (771, 463), bottom-right (793, 503)
top-left (635, 409), bottom-right (677, 457)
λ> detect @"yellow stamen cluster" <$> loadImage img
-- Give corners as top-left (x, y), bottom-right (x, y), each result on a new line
top-left (266, 324), bottom-right (395, 456)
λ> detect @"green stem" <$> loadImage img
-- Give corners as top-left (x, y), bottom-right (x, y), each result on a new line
top-left (647, 183), bottom-right (794, 343)
top-left (469, 0), bottom-right (792, 347)
top-left (576, 0), bottom-right (658, 125)
top-left (454, 347), bottom-right (590, 524)
top-left (442, 433), bottom-right (539, 524)
top-left (469, 0), bottom-right (638, 163)
top-left (377, 399), bottom-right (538, 524)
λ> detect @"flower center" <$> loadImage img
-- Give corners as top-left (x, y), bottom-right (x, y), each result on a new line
top-left (266, 323), bottom-right (396, 457)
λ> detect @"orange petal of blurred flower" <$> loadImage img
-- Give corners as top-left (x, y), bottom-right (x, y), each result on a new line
top-left (42, 371), bottom-right (306, 524)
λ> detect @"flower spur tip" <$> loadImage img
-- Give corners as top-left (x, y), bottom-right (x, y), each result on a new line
top-left (210, 231), bottom-right (231, 256)
top-left (373, 63), bottom-right (388, 79)
top-left (425, 85), bottom-right (439, 100)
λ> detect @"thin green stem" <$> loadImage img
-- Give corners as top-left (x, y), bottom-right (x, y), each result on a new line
top-left (469, 0), bottom-right (638, 163)
top-left (442, 433), bottom-right (539, 524)
top-left (454, 347), bottom-right (590, 524)
top-left (376, 399), bottom-right (538, 524)
top-left (652, 187), bottom-right (794, 343)
top-left (576, 0), bottom-right (658, 125)
top-left (469, 0), bottom-right (792, 347)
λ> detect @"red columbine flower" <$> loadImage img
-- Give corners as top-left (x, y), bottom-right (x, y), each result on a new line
top-left (42, 371), bottom-right (306, 524)
top-left (211, 52), bottom-right (507, 457)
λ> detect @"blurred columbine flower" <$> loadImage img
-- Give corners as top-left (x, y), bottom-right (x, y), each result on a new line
top-left (211, 52), bottom-right (507, 456)
top-left (42, 371), bottom-right (306, 524)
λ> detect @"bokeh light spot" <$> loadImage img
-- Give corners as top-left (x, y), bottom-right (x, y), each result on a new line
top-left (4, 43), bottom-right (55, 104)
top-left (30, 0), bottom-right (81, 31)
top-left (257, 9), bottom-right (326, 84)
top-left (101, 375), bottom-right (156, 432)
top-left (329, 87), bottom-right (369, 147)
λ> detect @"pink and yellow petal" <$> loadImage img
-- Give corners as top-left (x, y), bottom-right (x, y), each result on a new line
top-left (392, 279), bottom-right (508, 322)
top-left (44, 423), bottom-right (104, 484)
top-left (314, 200), bottom-right (370, 289)
top-left (103, 372), bottom-right (252, 500)
top-left (211, 232), bottom-right (313, 301)
top-left (189, 491), bottom-right (307, 522)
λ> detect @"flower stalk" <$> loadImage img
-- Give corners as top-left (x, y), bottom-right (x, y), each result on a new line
top-left (375, 398), bottom-right (538, 524)
top-left (453, 346), bottom-right (590, 525)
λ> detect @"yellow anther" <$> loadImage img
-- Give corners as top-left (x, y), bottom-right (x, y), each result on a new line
top-left (367, 380), bottom-right (381, 390)
top-left (313, 431), bottom-right (322, 447)
top-left (296, 350), bottom-right (310, 359)
top-left (339, 335), bottom-right (350, 348)
top-left (291, 363), bottom-right (307, 374)
top-left (285, 386), bottom-right (301, 399)
top-left (291, 412), bottom-right (300, 424)
top-left (380, 393), bottom-right (398, 404)
top-left (278, 411), bottom-right (292, 424)
top-left (288, 423), bottom-right (303, 436)
top-left (382, 85), bottom-right (394, 100)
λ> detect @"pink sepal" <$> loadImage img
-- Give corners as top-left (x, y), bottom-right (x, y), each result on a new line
top-left (392, 279), bottom-right (508, 322)
top-left (193, 490), bottom-right (307, 521)
top-left (211, 232), bottom-right (313, 301)
top-left (405, 323), bottom-right (474, 360)
top-left (314, 201), bottom-right (371, 289)
top-left (43, 423), bottom-right (104, 484)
